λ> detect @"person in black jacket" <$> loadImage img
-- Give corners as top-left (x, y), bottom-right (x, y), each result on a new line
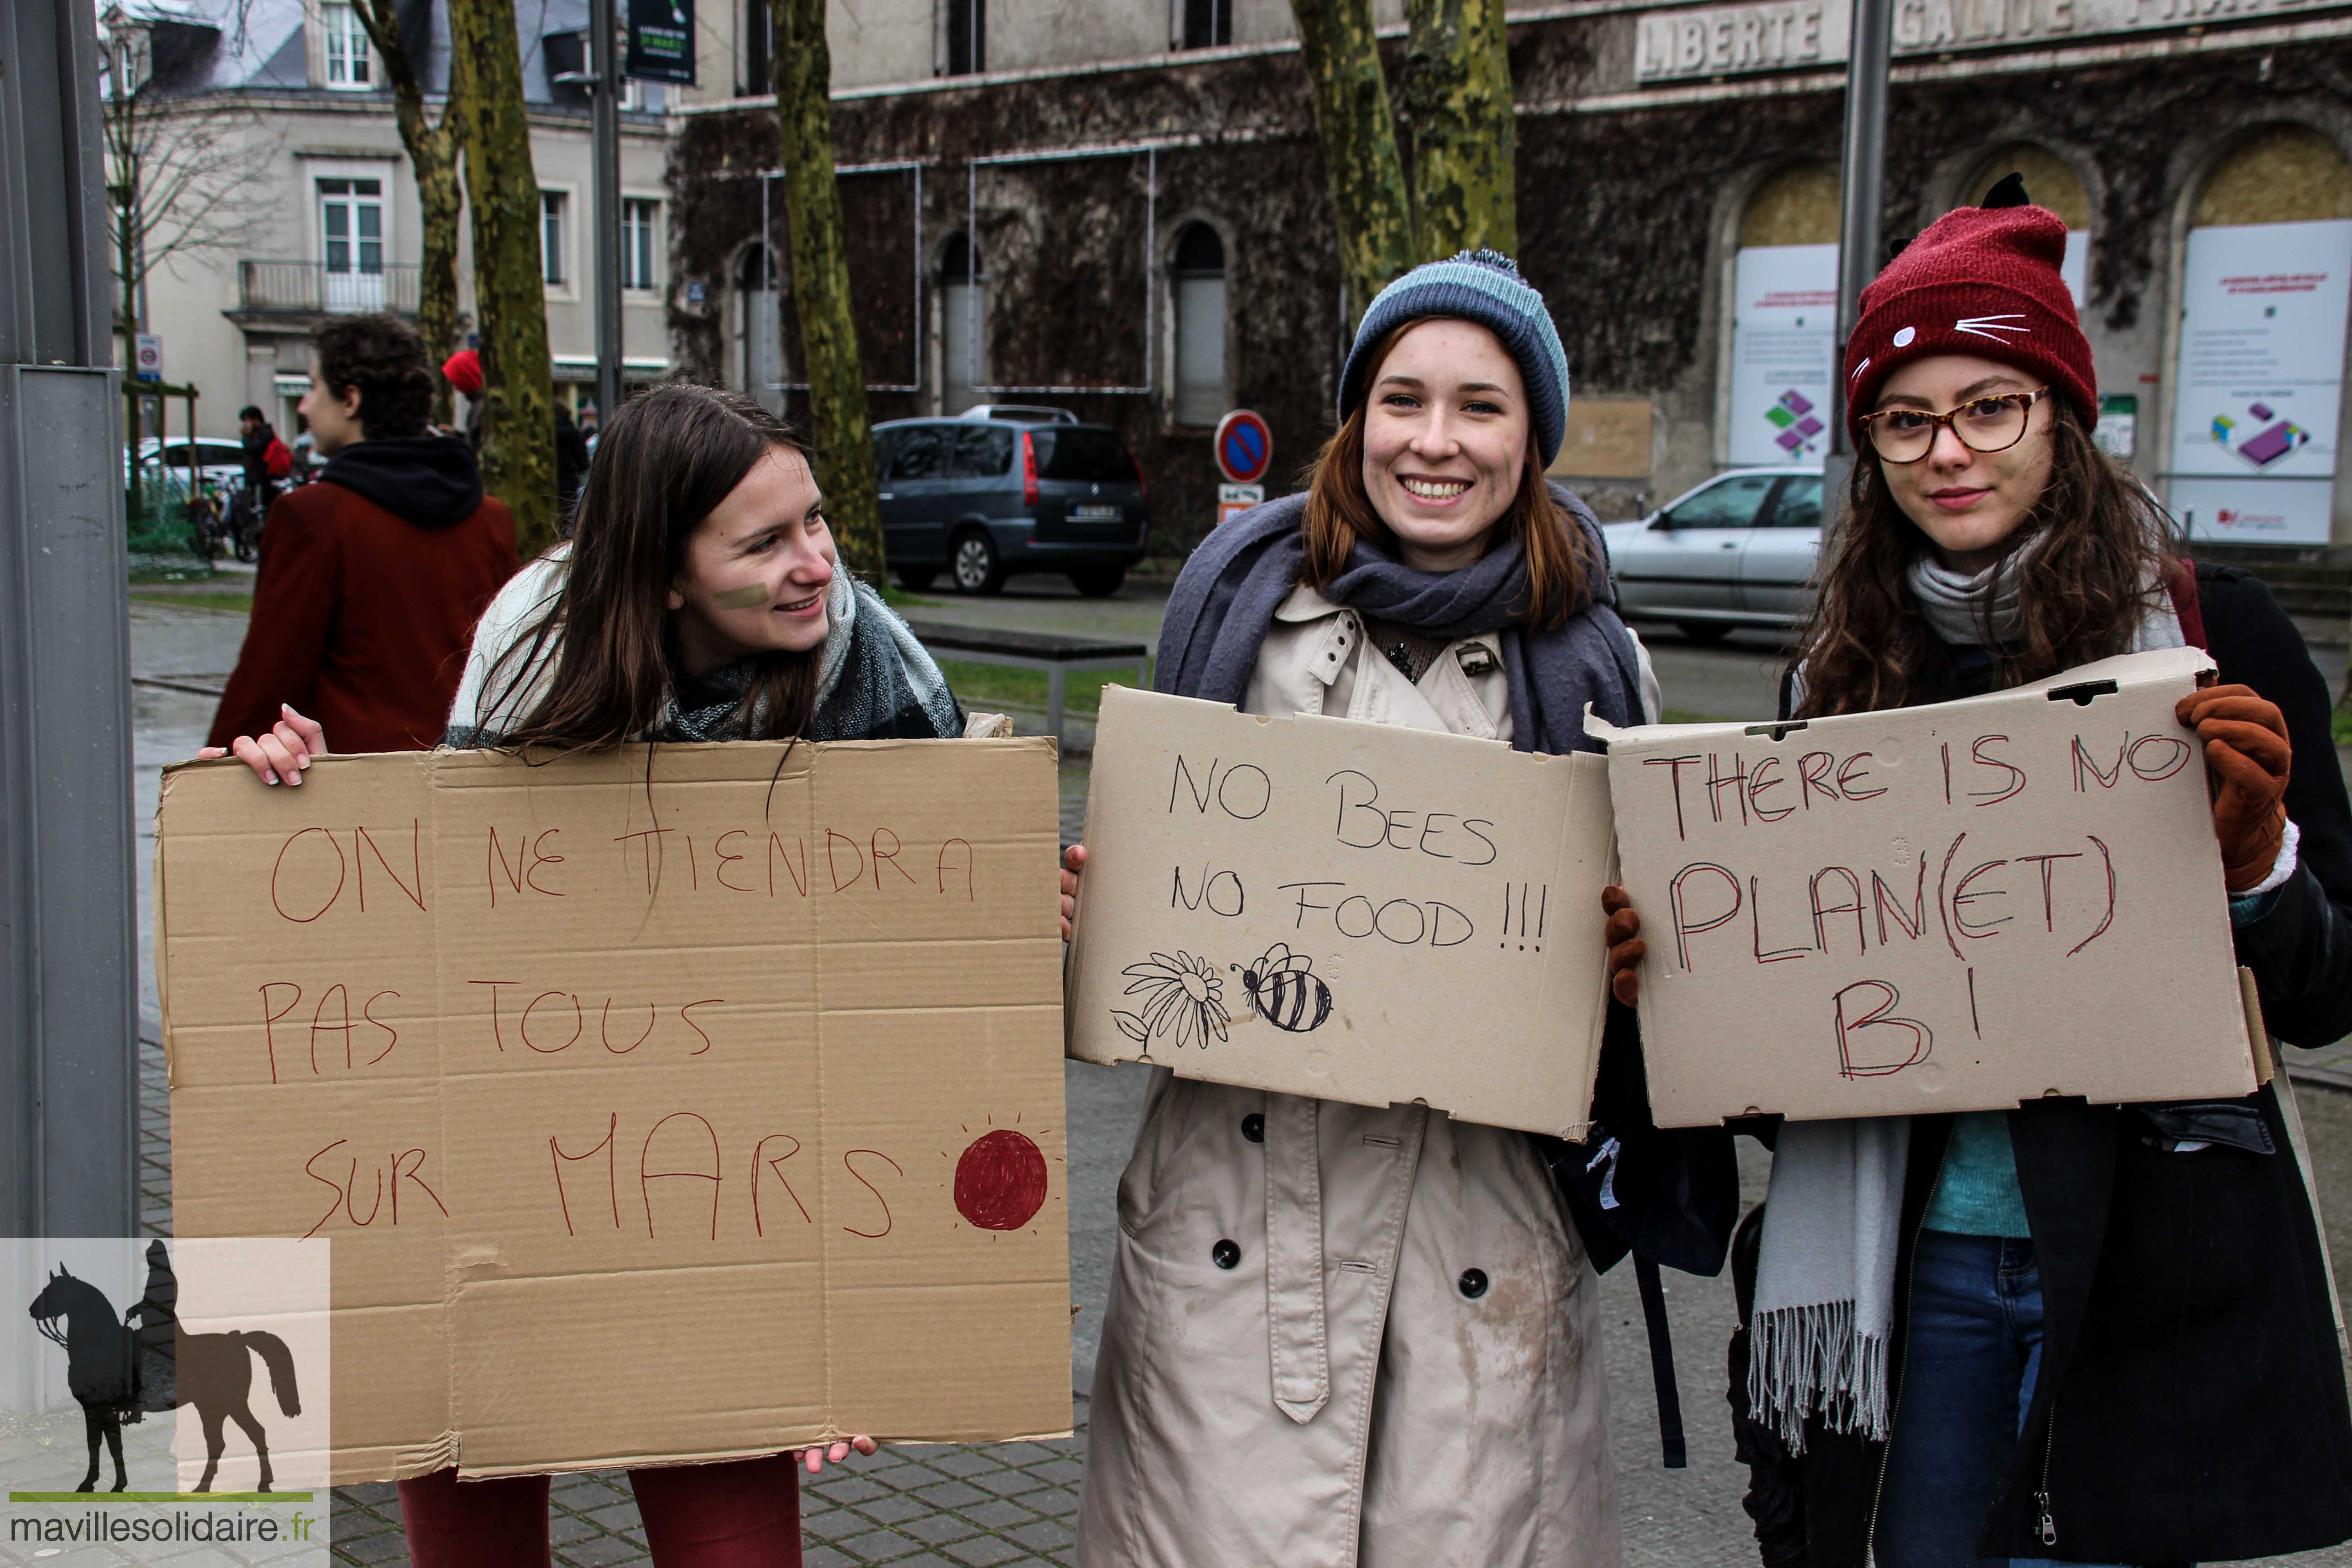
top-left (1603, 177), bottom-right (2352, 1565)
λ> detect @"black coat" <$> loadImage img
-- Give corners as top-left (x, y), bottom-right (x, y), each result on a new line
top-left (1741, 563), bottom-right (2352, 1564)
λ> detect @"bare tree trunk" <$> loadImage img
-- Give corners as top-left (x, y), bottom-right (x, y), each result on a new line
top-left (1289, 0), bottom-right (1415, 328)
top-left (1402, 0), bottom-right (1517, 260)
top-left (769, 0), bottom-right (886, 581)
top-left (447, 0), bottom-right (557, 554)
top-left (352, 0), bottom-right (466, 427)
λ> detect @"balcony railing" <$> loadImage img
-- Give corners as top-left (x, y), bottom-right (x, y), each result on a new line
top-left (238, 259), bottom-right (422, 315)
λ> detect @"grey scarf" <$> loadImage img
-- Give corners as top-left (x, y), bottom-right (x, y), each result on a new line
top-left (1152, 489), bottom-right (1643, 754)
top-left (1752, 554), bottom-right (2186, 1452)
top-left (660, 574), bottom-right (962, 744)
top-left (1904, 546), bottom-right (2031, 647)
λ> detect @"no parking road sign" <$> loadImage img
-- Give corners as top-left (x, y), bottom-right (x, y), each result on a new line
top-left (1213, 409), bottom-right (1272, 485)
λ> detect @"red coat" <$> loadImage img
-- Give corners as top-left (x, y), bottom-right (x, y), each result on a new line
top-left (209, 445), bottom-right (519, 754)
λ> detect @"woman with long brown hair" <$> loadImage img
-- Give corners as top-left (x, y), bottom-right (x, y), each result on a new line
top-left (1061, 252), bottom-right (1657, 1565)
top-left (1606, 180), bottom-right (2352, 1565)
top-left (204, 382), bottom-right (965, 1566)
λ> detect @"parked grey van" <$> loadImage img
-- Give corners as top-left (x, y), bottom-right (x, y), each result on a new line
top-left (873, 408), bottom-right (1149, 595)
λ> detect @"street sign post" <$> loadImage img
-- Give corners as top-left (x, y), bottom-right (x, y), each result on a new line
top-left (1213, 408), bottom-right (1273, 485)
top-left (133, 334), bottom-right (162, 382)
top-left (1217, 483), bottom-right (1263, 525)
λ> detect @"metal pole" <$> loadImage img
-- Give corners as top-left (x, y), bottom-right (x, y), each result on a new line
top-left (590, 0), bottom-right (626, 422)
top-left (1824, 0), bottom-right (1891, 524)
top-left (0, 0), bottom-right (139, 1236)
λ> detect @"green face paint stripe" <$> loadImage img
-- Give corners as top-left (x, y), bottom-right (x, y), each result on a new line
top-left (712, 583), bottom-right (771, 609)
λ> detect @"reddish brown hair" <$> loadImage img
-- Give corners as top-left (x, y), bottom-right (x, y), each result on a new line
top-left (1299, 325), bottom-right (1591, 630)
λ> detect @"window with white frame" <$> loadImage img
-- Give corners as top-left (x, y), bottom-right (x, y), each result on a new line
top-left (321, 3), bottom-right (372, 87)
top-left (623, 199), bottom-right (659, 291)
top-left (317, 176), bottom-right (387, 310)
top-left (541, 191), bottom-right (568, 288)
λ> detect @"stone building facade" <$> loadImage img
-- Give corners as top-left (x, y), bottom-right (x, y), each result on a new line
top-left (665, 0), bottom-right (2352, 558)
top-left (117, 0), bottom-right (671, 446)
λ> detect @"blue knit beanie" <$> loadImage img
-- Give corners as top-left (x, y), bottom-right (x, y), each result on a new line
top-left (1339, 250), bottom-right (1571, 468)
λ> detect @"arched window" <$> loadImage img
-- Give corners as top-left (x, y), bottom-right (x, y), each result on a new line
top-left (940, 234), bottom-right (985, 414)
top-left (2170, 126), bottom-right (2352, 545)
top-left (1726, 164), bottom-right (1838, 467)
top-left (1961, 145), bottom-right (2090, 307)
top-left (735, 243), bottom-right (784, 414)
top-left (1172, 223), bottom-right (1228, 426)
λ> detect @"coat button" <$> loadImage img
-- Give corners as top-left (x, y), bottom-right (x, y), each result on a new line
top-left (1458, 1268), bottom-right (1489, 1299)
top-left (1212, 1239), bottom-right (1241, 1270)
top-left (1241, 1113), bottom-right (1265, 1143)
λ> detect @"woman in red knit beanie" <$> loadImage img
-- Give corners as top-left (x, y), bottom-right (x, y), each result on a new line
top-left (1603, 176), bottom-right (2352, 1564)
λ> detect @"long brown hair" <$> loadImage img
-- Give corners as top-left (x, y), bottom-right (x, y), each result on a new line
top-left (480, 383), bottom-right (824, 753)
top-left (1300, 323), bottom-right (1592, 631)
top-left (1789, 402), bottom-right (2174, 717)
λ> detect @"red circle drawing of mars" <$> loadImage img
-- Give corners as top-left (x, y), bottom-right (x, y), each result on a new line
top-left (953, 1129), bottom-right (1049, 1231)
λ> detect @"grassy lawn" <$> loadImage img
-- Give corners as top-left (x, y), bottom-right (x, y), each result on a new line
top-left (130, 590), bottom-right (254, 614)
top-left (933, 658), bottom-right (1152, 717)
top-left (2336, 704), bottom-right (2352, 749)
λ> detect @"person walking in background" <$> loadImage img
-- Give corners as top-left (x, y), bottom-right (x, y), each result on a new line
top-left (554, 399), bottom-right (589, 521)
top-left (208, 313), bottom-right (519, 759)
top-left (236, 404), bottom-right (291, 511)
top-left (443, 346), bottom-right (485, 450)
top-left (1606, 178), bottom-right (2352, 1566)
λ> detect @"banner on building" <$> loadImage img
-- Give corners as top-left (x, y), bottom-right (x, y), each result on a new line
top-left (1729, 245), bottom-right (1837, 468)
top-left (626, 0), bottom-right (696, 84)
top-left (2169, 218), bottom-right (2352, 545)
top-left (158, 737), bottom-right (1069, 1482)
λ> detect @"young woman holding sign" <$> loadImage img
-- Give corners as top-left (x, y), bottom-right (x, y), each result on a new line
top-left (1605, 179), bottom-right (2352, 1565)
top-left (203, 384), bottom-right (961, 1566)
top-left (1058, 252), bottom-right (1661, 1565)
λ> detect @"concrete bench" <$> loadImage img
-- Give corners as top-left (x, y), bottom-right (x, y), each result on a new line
top-left (904, 620), bottom-right (1150, 745)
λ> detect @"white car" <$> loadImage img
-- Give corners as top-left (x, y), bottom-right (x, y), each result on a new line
top-left (130, 436), bottom-right (248, 496)
top-left (1599, 466), bottom-right (1823, 643)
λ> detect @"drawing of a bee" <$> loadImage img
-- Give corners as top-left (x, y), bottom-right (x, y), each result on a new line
top-left (1235, 944), bottom-right (1333, 1034)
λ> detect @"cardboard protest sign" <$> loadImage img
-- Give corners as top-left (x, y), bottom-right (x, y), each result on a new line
top-left (157, 738), bottom-right (1069, 1482)
top-left (1591, 647), bottom-right (2263, 1126)
top-left (1066, 687), bottom-right (1615, 1137)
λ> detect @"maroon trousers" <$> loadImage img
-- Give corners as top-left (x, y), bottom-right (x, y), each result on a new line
top-left (397, 1455), bottom-right (802, 1567)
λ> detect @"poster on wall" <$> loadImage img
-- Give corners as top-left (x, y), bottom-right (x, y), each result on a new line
top-left (1729, 245), bottom-right (1838, 468)
top-left (2168, 218), bottom-right (2352, 545)
top-left (626, 0), bottom-right (696, 83)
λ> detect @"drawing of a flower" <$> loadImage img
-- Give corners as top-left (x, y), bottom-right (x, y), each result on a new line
top-left (1112, 951), bottom-right (1232, 1050)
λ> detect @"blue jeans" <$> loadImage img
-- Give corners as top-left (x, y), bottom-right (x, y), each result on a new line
top-left (1876, 1230), bottom-right (2133, 1568)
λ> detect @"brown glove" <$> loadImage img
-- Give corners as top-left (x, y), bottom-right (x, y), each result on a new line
top-left (2175, 683), bottom-right (2292, 893)
top-left (1602, 884), bottom-right (1644, 1006)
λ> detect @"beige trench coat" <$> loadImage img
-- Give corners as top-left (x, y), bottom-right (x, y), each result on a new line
top-left (1076, 586), bottom-right (1660, 1568)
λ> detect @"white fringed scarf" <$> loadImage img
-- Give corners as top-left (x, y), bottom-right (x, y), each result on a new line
top-left (1749, 545), bottom-right (2184, 1451)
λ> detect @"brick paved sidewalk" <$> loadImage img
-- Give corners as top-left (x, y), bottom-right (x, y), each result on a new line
top-left (136, 1039), bottom-right (1086, 1568)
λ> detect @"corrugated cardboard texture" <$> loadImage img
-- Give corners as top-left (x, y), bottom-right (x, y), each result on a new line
top-left (1066, 687), bottom-right (1613, 1137)
top-left (1592, 647), bottom-right (2259, 1125)
top-left (158, 738), bottom-right (1070, 1482)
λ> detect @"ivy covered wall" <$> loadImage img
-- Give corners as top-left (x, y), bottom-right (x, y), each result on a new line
top-left (667, 22), bottom-right (2352, 551)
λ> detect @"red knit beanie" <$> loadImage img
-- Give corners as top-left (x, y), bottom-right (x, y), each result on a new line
top-left (441, 348), bottom-right (484, 397)
top-left (1842, 198), bottom-right (2095, 440)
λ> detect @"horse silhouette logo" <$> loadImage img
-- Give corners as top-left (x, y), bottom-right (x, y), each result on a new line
top-left (27, 1254), bottom-right (302, 1493)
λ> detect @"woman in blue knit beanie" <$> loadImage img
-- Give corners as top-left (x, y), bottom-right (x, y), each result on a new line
top-left (1063, 252), bottom-right (1659, 1567)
